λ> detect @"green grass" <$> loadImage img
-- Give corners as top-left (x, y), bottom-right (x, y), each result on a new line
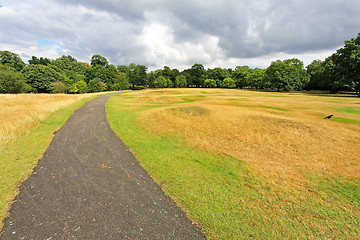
top-left (336, 107), bottom-right (360, 115)
top-left (0, 95), bottom-right (99, 230)
top-left (106, 92), bottom-right (360, 239)
top-left (333, 117), bottom-right (360, 125)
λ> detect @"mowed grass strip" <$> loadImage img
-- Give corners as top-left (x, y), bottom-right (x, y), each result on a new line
top-left (0, 93), bottom-right (103, 230)
top-left (106, 89), bottom-right (360, 239)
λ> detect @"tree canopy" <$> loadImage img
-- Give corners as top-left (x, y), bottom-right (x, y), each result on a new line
top-left (0, 33), bottom-right (359, 95)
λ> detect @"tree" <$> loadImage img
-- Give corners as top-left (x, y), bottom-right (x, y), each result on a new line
top-left (265, 59), bottom-right (309, 91)
top-left (130, 64), bottom-right (148, 86)
top-left (245, 68), bottom-right (265, 90)
top-left (189, 63), bottom-right (206, 86)
top-left (76, 80), bottom-right (88, 93)
top-left (28, 56), bottom-right (51, 65)
top-left (88, 77), bottom-right (105, 92)
top-left (204, 68), bottom-right (230, 87)
top-left (221, 77), bottom-right (236, 88)
top-left (22, 64), bottom-right (60, 93)
top-left (306, 59), bottom-right (330, 90)
top-left (0, 51), bottom-right (25, 71)
top-left (111, 72), bottom-right (130, 90)
top-left (154, 76), bottom-right (168, 88)
top-left (331, 32), bottom-right (360, 96)
top-left (203, 78), bottom-right (217, 88)
top-left (175, 75), bottom-right (187, 87)
top-left (90, 55), bottom-right (108, 67)
top-left (0, 64), bottom-right (30, 93)
top-left (166, 78), bottom-right (173, 88)
top-left (232, 65), bottom-right (250, 88)
top-left (52, 55), bottom-right (86, 76)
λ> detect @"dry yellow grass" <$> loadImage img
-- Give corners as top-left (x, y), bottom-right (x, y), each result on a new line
top-left (0, 93), bottom-right (103, 151)
top-left (132, 89), bottom-right (360, 189)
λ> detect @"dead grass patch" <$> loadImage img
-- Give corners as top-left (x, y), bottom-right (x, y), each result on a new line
top-left (135, 89), bottom-right (360, 189)
top-left (0, 93), bottom-right (104, 151)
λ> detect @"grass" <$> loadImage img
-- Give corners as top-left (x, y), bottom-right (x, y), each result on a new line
top-left (106, 88), bottom-right (360, 239)
top-left (0, 93), bottom-right (104, 230)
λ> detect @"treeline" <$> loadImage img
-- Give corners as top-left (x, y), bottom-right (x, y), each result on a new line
top-left (1, 33), bottom-right (359, 95)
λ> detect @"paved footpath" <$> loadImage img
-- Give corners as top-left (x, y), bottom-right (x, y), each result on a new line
top-left (0, 94), bottom-right (206, 240)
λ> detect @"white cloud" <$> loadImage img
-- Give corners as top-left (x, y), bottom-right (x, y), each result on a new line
top-left (0, 0), bottom-right (359, 70)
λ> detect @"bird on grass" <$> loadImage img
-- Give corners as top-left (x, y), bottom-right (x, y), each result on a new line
top-left (324, 114), bottom-right (334, 119)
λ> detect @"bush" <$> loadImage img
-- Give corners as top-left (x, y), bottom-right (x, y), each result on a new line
top-left (154, 76), bottom-right (168, 88)
top-left (221, 77), bottom-right (236, 88)
top-left (52, 81), bottom-right (67, 93)
top-left (203, 79), bottom-right (217, 88)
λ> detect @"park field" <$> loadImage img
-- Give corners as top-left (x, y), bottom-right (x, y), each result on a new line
top-left (0, 92), bottom-right (104, 230)
top-left (106, 89), bottom-right (360, 239)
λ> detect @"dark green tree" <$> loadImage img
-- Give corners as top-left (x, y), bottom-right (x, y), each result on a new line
top-left (0, 64), bottom-right (30, 93)
top-left (88, 77), bottom-right (106, 92)
top-left (91, 55), bottom-right (108, 67)
top-left (245, 68), bottom-right (265, 90)
top-left (204, 68), bottom-right (230, 87)
top-left (331, 33), bottom-right (360, 95)
top-left (0, 51), bottom-right (25, 71)
top-left (22, 64), bottom-right (60, 93)
top-left (265, 59), bottom-right (309, 91)
top-left (28, 56), bottom-right (51, 65)
top-left (232, 65), bottom-right (250, 88)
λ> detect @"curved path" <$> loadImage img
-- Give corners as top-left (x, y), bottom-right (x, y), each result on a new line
top-left (1, 94), bottom-right (206, 240)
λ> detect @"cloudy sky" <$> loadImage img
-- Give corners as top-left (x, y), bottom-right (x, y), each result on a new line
top-left (1, 0), bottom-right (360, 70)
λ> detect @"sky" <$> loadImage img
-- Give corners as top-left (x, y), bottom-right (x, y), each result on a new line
top-left (1, 0), bottom-right (360, 71)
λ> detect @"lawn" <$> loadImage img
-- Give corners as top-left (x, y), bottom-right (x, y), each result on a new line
top-left (106, 89), bottom-right (360, 239)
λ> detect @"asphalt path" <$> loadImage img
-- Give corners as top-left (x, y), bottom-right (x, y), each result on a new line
top-left (0, 93), bottom-right (206, 240)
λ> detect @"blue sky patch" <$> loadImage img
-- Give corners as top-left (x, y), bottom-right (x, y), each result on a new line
top-left (37, 39), bottom-right (64, 51)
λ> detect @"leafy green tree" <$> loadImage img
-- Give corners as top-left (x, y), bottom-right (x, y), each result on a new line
top-left (76, 80), bottom-right (88, 93)
top-left (130, 64), bottom-right (148, 86)
top-left (221, 77), bottom-right (236, 88)
top-left (166, 78), bottom-right (173, 88)
top-left (22, 64), bottom-right (60, 93)
top-left (0, 51), bottom-right (25, 71)
top-left (175, 75), bottom-right (187, 87)
top-left (147, 72), bottom-right (156, 87)
top-left (331, 33), bottom-right (360, 95)
top-left (28, 56), bottom-right (51, 65)
top-left (51, 55), bottom-right (86, 76)
top-left (118, 65), bottom-right (131, 79)
top-left (265, 59), bottom-right (309, 91)
top-left (0, 64), bottom-right (30, 93)
top-left (91, 55), bottom-right (108, 67)
top-left (306, 59), bottom-right (330, 90)
top-left (88, 77), bottom-right (105, 92)
top-left (245, 68), bottom-right (265, 90)
top-left (171, 68), bottom-right (180, 81)
top-left (232, 65), bottom-right (250, 88)
top-left (203, 79), bottom-right (217, 88)
top-left (162, 66), bottom-right (172, 79)
top-left (203, 68), bottom-right (229, 87)
top-left (111, 72), bottom-right (130, 90)
top-left (154, 76), bottom-right (168, 88)
top-left (189, 63), bottom-right (206, 86)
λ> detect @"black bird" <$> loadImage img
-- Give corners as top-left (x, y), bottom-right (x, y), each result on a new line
top-left (324, 114), bottom-right (334, 119)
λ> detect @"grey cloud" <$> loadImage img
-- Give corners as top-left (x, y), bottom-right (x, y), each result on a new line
top-left (1, 0), bottom-right (360, 69)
